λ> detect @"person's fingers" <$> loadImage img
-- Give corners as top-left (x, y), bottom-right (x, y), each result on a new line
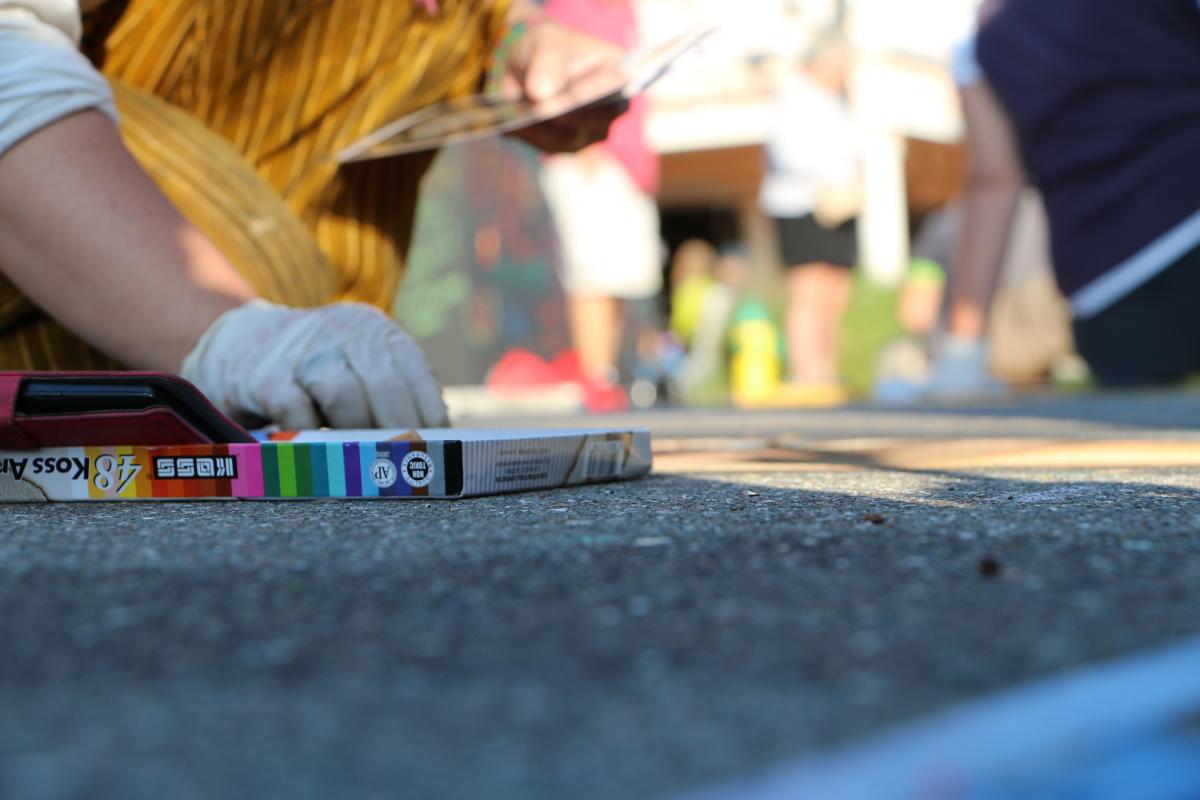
top-left (259, 379), bottom-right (324, 431)
top-left (295, 350), bottom-right (373, 428)
top-left (522, 33), bottom-right (571, 101)
top-left (222, 302), bottom-right (447, 430)
top-left (363, 370), bottom-right (424, 428)
top-left (557, 60), bottom-right (626, 105)
top-left (387, 332), bottom-right (450, 427)
top-left (520, 27), bottom-right (624, 103)
top-left (420, 390), bottom-right (451, 428)
top-left (342, 335), bottom-right (424, 428)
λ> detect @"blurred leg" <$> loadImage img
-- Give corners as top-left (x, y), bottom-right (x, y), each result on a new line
top-left (568, 295), bottom-right (624, 382)
top-left (786, 262), bottom-right (851, 384)
top-left (543, 150), bottom-right (660, 400)
top-left (816, 263), bottom-right (853, 378)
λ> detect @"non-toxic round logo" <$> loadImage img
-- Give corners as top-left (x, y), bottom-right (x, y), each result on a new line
top-left (400, 451), bottom-right (435, 488)
top-left (369, 456), bottom-right (398, 489)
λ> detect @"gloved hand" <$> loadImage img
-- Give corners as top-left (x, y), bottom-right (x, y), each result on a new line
top-left (924, 334), bottom-right (1004, 401)
top-left (181, 300), bottom-right (448, 430)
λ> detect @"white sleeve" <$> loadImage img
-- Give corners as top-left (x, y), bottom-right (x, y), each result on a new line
top-left (951, 33), bottom-right (983, 88)
top-left (0, 4), bottom-right (118, 159)
top-left (0, 0), bottom-right (82, 42)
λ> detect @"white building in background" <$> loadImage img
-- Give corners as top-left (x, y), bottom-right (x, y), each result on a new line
top-left (637, 0), bottom-right (981, 285)
top-left (637, 0), bottom-right (813, 154)
top-left (850, 0), bottom-right (979, 283)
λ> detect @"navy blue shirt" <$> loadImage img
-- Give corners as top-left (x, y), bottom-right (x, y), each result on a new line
top-left (976, 0), bottom-right (1200, 315)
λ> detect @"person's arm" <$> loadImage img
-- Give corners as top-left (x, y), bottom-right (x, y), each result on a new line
top-left (946, 79), bottom-right (1024, 340)
top-left (0, 109), bottom-right (254, 370)
top-left (0, 111), bottom-right (448, 428)
top-left (0, 6), bottom-right (254, 369)
top-left (0, 8), bottom-right (447, 428)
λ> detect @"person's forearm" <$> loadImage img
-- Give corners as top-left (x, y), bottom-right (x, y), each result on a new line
top-left (947, 177), bottom-right (1021, 338)
top-left (0, 110), bottom-right (255, 370)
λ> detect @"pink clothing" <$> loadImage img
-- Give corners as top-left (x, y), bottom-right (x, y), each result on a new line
top-left (542, 0), bottom-right (660, 194)
top-left (542, 0), bottom-right (635, 51)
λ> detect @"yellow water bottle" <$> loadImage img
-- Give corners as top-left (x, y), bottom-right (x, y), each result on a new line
top-left (729, 299), bottom-right (782, 408)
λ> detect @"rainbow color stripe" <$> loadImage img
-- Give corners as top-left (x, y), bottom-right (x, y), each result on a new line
top-left (73, 441), bottom-right (445, 500)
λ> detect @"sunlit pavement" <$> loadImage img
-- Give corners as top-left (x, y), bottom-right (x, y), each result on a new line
top-left (3, 391), bottom-right (1199, 799)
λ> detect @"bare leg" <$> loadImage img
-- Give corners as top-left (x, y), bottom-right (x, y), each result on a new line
top-left (568, 294), bottom-right (625, 382)
top-left (815, 264), bottom-right (853, 379)
top-left (786, 262), bottom-right (853, 384)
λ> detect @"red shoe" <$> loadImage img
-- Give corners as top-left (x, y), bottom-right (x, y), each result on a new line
top-left (486, 349), bottom-right (557, 391)
top-left (547, 350), bottom-right (630, 413)
top-left (582, 378), bottom-right (630, 414)
top-left (548, 350), bottom-right (585, 384)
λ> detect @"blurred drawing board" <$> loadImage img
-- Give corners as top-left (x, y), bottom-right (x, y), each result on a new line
top-left (334, 25), bottom-right (714, 162)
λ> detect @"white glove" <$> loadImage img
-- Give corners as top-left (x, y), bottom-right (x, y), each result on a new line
top-left (925, 334), bottom-right (1004, 401)
top-left (181, 300), bottom-right (448, 430)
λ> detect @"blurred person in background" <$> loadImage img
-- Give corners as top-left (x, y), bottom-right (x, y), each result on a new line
top-left (934, 0), bottom-right (1200, 397)
top-left (539, 0), bottom-right (662, 413)
top-left (667, 240), bottom-right (746, 405)
top-left (0, 0), bottom-right (626, 429)
top-left (668, 239), bottom-right (721, 348)
top-left (876, 191), bottom-right (1076, 402)
top-left (758, 27), bottom-right (862, 406)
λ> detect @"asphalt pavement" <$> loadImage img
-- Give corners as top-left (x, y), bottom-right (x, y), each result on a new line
top-left (3, 391), bottom-right (1200, 799)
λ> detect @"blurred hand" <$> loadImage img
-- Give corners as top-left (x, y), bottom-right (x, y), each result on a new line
top-left (181, 301), bottom-right (448, 430)
top-left (503, 20), bottom-right (629, 153)
top-left (925, 334), bottom-right (1004, 401)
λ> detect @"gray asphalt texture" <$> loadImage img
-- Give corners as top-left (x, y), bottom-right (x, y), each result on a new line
top-left (3, 392), bottom-right (1200, 800)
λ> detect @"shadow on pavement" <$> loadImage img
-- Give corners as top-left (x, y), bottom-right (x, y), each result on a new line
top-left (2, 467), bottom-right (1199, 800)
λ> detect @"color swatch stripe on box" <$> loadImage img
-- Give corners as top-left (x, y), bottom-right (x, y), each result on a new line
top-left (326, 443), bottom-right (345, 496)
top-left (42, 439), bottom-right (443, 501)
top-left (344, 443), bottom-right (362, 496)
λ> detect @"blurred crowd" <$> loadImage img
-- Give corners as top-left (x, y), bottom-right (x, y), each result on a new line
top-left (457, 0), bottom-right (1200, 416)
top-left (3, 0), bottom-right (1197, 427)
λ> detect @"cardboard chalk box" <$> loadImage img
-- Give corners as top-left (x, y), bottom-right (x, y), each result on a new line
top-left (0, 428), bottom-right (652, 502)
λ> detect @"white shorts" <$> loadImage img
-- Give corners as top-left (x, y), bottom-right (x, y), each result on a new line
top-left (540, 152), bottom-right (663, 299)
